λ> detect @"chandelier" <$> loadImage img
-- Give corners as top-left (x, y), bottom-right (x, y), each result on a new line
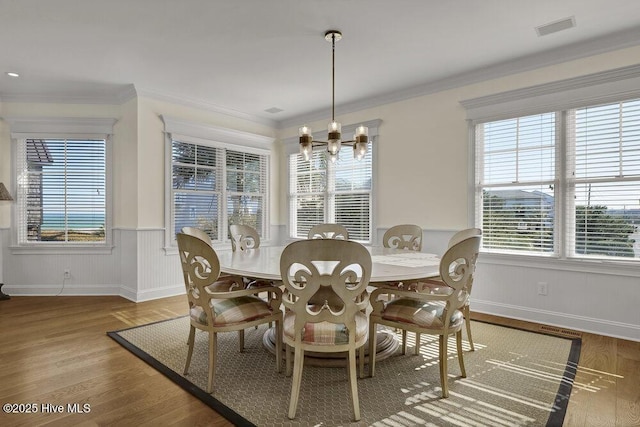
top-left (299, 30), bottom-right (369, 162)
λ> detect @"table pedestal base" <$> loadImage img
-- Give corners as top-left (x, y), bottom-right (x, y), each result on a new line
top-left (262, 325), bottom-right (399, 368)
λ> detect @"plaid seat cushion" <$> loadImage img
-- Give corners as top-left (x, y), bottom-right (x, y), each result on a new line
top-left (283, 311), bottom-right (368, 345)
top-left (382, 299), bottom-right (463, 330)
top-left (190, 295), bottom-right (272, 326)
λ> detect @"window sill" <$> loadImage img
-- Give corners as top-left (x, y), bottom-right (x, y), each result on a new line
top-left (479, 251), bottom-right (640, 277)
top-left (10, 244), bottom-right (115, 255)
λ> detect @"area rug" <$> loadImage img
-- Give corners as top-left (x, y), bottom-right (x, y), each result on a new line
top-left (108, 317), bottom-right (580, 427)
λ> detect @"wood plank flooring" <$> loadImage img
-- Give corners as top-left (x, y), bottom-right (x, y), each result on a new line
top-left (0, 296), bottom-right (637, 426)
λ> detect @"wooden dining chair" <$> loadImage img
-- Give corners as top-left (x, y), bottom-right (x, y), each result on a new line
top-left (229, 224), bottom-right (260, 251)
top-left (420, 227), bottom-right (482, 350)
top-left (368, 235), bottom-right (481, 398)
top-left (181, 226), bottom-right (214, 245)
top-left (176, 233), bottom-right (283, 393)
top-left (382, 224), bottom-right (423, 251)
top-left (280, 239), bottom-right (371, 421)
top-left (307, 223), bottom-right (350, 240)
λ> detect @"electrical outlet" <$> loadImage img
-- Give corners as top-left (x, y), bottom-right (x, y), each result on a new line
top-left (537, 282), bottom-right (548, 296)
top-left (64, 269), bottom-right (71, 279)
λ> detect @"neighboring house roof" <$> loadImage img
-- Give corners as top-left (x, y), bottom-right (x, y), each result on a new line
top-left (26, 139), bottom-right (54, 165)
top-left (485, 190), bottom-right (554, 204)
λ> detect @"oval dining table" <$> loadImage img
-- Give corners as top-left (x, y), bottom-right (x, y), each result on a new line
top-left (216, 244), bottom-right (442, 366)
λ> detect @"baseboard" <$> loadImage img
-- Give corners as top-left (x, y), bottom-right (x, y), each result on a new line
top-left (2, 283), bottom-right (121, 297)
top-left (130, 285), bottom-right (185, 303)
top-left (473, 299), bottom-right (640, 342)
top-left (1, 283), bottom-right (184, 303)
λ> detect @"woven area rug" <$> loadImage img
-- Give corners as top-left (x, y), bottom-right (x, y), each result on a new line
top-left (108, 317), bottom-right (580, 427)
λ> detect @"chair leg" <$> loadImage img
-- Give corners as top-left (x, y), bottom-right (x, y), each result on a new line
top-left (414, 332), bottom-right (421, 355)
top-left (347, 347), bottom-right (361, 421)
top-left (286, 344), bottom-right (292, 377)
top-left (239, 329), bottom-right (245, 352)
top-left (463, 305), bottom-right (474, 351)
top-left (439, 335), bottom-right (449, 398)
top-left (368, 322), bottom-right (377, 377)
top-left (456, 330), bottom-right (466, 378)
top-left (184, 325), bottom-right (196, 375)
top-left (207, 331), bottom-right (217, 393)
top-left (401, 329), bottom-right (407, 355)
top-left (288, 346), bottom-right (305, 419)
top-left (275, 319), bottom-right (282, 373)
top-left (358, 345), bottom-right (365, 378)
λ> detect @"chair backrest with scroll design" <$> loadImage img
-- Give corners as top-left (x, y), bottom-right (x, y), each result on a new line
top-left (229, 224), bottom-right (260, 251)
top-left (181, 226), bottom-right (212, 245)
top-left (382, 224), bottom-right (423, 251)
top-left (307, 223), bottom-right (350, 240)
top-left (448, 227), bottom-right (482, 248)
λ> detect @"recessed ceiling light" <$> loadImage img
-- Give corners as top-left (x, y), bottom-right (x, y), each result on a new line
top-left (6, 72), bottom-right (20, 77)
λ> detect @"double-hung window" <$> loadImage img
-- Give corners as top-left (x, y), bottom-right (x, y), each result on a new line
top-left (475, 98), bottom-right (640, 260)
top-left (9, 117), bottom-right (115, 248)
top-left (164, 117), bottom-right (271, 247)
top-left (288, 123), bottom-right (376, 243)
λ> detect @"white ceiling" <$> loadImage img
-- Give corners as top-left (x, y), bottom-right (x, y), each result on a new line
top-left (2, 0), bottom-right (640, 127)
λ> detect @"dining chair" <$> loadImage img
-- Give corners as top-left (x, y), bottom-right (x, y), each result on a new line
top-left (381, 224), bottom-right (424, 343)
top-left (181, 226), bottom-right (254, 347)
top-left (307, 223), bottom-right (350, 240)
top-left (368, 235), bottom-right (481, 398)
top-left (181, 226), bottom-right (214, 245)
top-left (280, 239), bottom-right (371, 421)
top-left (382, 224), bottom-right (423, 251)
top-left (229, 224), bottom-right (260, 251)
top-left (420, 227), bottom-right (482, 350)
top-left (176, 233), bottom-right (283, 393)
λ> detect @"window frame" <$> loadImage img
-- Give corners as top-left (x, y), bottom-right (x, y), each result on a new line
top-left (161, 116), bottom-right (272, 251)
top-left (6, 117), bottom-right (116, 254)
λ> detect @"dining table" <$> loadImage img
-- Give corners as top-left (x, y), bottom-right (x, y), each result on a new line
top-left (216, 244), bottom-right (442, 366)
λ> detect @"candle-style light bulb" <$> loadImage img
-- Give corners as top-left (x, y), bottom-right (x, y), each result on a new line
top-left (299, 125), bottom-right (313, 161)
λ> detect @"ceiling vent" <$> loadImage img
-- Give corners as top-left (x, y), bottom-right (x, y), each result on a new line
top-left (264, 107), bottom-right (284, 114)
top-left (535, 16), bottom-right (576, 37)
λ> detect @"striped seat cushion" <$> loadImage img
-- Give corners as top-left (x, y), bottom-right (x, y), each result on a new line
top-left (381, 299), bottom-right (463, 330)
top-left (283, 311), bottom-right (368, 345)
top-left (190, 296), bottom-right (273, 326)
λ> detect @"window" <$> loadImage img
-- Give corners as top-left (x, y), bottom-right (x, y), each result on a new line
top-left (289, 143), bottom-right (373, 242)
top-left (475, 98), bottom-right (640, 260)
top-left (16, 138), bottom-right (107, 244)
top-left (169, 139), bottom-right (269, 244)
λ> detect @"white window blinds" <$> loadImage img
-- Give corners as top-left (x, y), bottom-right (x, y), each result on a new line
top-left (289, 144), bottom-right (372, 242)
top-left (170, 140), bottom-right (269, 243)
top-left (566, 99), bottom-right (640, 258)
top-left (171, 141), bottom-right (223, 241)
top-left (226, 149), bottom-right (268, 238)
top-left (17, 138), bottom-right (107, 244)
top-left (476, 113), bottom-right (557, 254)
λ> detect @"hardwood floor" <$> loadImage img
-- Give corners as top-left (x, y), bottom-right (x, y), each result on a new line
top-left (0, 296), bottom-right (638, 426)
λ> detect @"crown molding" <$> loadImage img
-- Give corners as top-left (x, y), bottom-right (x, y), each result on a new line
top-left (137, 87), bottom-right (278, 128)
top-left (0, 84), bottom-right (135, 105)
